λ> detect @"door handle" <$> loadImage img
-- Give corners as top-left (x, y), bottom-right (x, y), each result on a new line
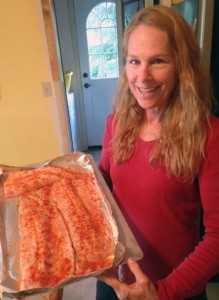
top-left (84, 83), bottom-right (91, 88)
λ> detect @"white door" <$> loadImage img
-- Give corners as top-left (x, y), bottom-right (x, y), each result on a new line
top-left (74, 0), bottom-right (119, 146)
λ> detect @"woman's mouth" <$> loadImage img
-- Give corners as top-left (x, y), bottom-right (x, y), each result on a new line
top-left (138, 86), bottom-right (158, 93)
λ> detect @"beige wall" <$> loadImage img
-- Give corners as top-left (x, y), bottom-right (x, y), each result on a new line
top-left (0, 0), bottom-right (66, 166)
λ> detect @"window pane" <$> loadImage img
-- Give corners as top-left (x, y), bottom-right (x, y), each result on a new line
top-left (122, 0), bottom-right (144, 28)
top-left (107, 2), bottom-right (116, 19)
top-left (89, 54), bottom-right (102, 79)
top-left (103, 53), bottom-right (118, 78)
top-left (124, 2), bottom-right (138, 27)
top-left (86, 11), bottom-right (101, 28)
top-left (87, 29), bottom-right (102, 54)
top-left (101, 19), bottom-right (115, 28)
top-left (92, 3), bottom-right (107, 20)
top-left (89, 53), bottom-right (119, 79)
top-left (172, 0), bottom-right (198, 27)
top-left (102, 27), bottom-right (117, 53)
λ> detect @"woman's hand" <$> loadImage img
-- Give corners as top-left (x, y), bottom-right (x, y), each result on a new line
top-left (98, 258), bottom-right (158, 300)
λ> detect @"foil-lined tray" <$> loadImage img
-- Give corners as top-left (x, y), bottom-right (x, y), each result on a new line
top-left (0, 152), bottom-right (143, 299)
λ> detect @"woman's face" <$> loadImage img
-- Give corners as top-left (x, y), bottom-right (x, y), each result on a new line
top-left (125, 25), bottom-right (177, 113)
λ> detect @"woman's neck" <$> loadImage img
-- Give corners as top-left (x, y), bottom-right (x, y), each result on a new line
top-left (139, 110), bottom-right (162, 141)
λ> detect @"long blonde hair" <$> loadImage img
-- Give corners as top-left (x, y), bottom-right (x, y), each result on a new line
top-left (112, 6), bottom-right (212, 180)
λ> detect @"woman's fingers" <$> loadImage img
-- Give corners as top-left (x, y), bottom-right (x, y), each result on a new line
top-left (127, 258), bottom-right (148, 284)
top-left (97, 259), bottom-right (158, 300)
top-left (128, 258), bottom-right (158, 300)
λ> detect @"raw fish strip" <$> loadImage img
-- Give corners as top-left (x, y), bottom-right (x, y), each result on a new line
top-left (51, 179), bottom-right (115, 275)
top-left (73, 177), bottom-right (103, 204)
top-left (73, 178), bottom-right (116, 267)
top-left (19, 186), bottom-right (75, 290)
top-left (4, 166), bottom-right (92, 198)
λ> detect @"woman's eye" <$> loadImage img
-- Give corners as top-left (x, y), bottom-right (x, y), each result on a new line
top-left (152, 59), bottom-right (164, 64)
top-left (130, 60), bottom-right (140, 65)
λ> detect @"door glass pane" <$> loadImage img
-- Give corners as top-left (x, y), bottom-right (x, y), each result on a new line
top-left (103, 53), bottom-right (118, 78)
top-left (86, 1), bottom-right (119, 79)
top-left (87, 29), bottom-right (102, 54)
top-left (102, 27), bottom-right (117, 53)
top-left (89, 54), bottom-right (101, 79)
top-left (86, 11), bottom-right (101, 28)
top-left (92, 3), bottom-right (108, 20)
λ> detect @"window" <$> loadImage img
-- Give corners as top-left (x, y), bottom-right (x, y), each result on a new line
top-left (86, 1), bottom-right (119, 79)
top-left (122, 0), bottom-right (144, 29)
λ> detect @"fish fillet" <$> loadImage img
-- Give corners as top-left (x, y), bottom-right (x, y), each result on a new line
top-left (18, 186), bottom-right (75, 290)
top-left (4, 166), bottom-right (92, 197)
top-left (51, 179), bottom-right (115, 275)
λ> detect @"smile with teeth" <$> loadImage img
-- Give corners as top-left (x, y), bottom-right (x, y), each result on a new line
top-left (139, 87), bottom-right (157, 93)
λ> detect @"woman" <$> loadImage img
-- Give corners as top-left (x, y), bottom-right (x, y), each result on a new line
top-left (96, 5), bottom-right (219, 300)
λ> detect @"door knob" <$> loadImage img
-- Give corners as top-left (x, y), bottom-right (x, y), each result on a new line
top-left (84, 83), bottom-right (90, 88)
top-left (83, 72), bottom-right (88, 78)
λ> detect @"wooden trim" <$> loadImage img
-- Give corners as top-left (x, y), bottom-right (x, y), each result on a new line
top-left (37, 0), bottom-right (72, 153)
top-left (41, 0), bottom-right (60, 81)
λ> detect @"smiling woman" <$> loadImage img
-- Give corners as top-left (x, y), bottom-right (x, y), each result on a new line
top-left (97, 5), bottom-right (219, 300)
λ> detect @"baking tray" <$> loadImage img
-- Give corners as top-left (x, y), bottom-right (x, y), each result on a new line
top-left (0, 153), bottom-right (143, 299)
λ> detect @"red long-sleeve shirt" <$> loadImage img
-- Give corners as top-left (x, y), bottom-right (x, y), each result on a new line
top-left (98, 114), bottom-right (219, 300)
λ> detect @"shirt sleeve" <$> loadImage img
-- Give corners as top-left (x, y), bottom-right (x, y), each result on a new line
top-left (98, 114), bottom-right (114, 190)
top-left (157, 116), bottom-right (219, 300)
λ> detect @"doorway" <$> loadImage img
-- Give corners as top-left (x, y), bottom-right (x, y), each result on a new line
top-left (54, 0), bottom-right (120, 150)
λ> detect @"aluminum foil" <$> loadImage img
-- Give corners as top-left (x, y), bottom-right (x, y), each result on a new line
top-left (0, 152), bottom-right (142, 299)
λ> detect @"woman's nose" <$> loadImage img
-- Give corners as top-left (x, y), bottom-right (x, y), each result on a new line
top-left (138, 65), bottom-right (152, 81)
